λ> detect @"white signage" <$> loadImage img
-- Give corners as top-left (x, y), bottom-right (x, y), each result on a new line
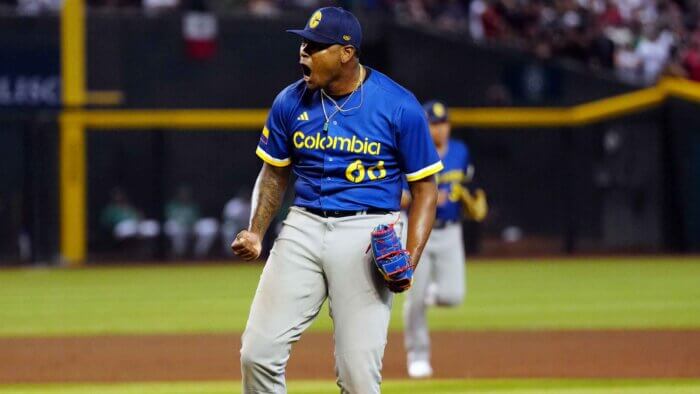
top-left (0, 75), bottom-right (60, 106)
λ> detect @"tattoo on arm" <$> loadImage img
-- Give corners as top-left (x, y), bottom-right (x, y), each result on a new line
top-left (249, 163), bottom-right (291, 238)
top-left (406, 176), bottom-right (438, 267)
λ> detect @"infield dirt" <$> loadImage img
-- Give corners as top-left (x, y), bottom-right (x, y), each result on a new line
top-left (2, 330), bottom-right (700, 383)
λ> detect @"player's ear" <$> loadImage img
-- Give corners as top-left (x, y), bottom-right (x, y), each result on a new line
top-left (340, 45), bottom-right (356, 64)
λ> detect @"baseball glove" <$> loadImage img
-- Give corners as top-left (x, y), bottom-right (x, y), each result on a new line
top-left (368, 224), bottom-right (413, 293)
top-left (460, 187), bottom-right (488, 222)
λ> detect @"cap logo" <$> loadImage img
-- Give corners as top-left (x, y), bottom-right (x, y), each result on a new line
top-left (343, 35), bottom-right (351, 41)
top-left (309, 11), bottom-right (322, 29)
top-left (433, 103), bottom-right (446, 118)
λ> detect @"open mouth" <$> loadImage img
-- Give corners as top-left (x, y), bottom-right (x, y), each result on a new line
top-left (301, 64), bottom-right (312, 81)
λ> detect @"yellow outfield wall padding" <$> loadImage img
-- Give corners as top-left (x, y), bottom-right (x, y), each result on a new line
top-left (569, 86), bottom-right (666, 125)
top-left (59, 116), bottom-right (86, 265)
top-left (449, 108), bottom-right (570, 127)
top-left (661, 77), bottom-right (700, 102)
top-left (63, 109), bottom-right (269, 129)
top-left (59, 78), bottom-right (700, 130)
top-left (60, 0), bottom-right (85, 107)
top-left (86, 90), bottom-right (124, 106)
top-left (449, 85), bottom-right (669, 127)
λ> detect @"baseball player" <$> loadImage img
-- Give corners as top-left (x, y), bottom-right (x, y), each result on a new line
top-left (402, 100), bottom-right (487, 378)
top-left (231, 7), bottom-right (442, 394)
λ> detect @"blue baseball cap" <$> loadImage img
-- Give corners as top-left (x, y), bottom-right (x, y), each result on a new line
top-left (423, 100), bottom-right (449, 123)
top-left (287, 7), bottom-right (362, 49)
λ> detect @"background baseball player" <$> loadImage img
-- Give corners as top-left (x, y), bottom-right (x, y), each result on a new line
top-left (231, 7), bottom-right (442, 393)
top-left (401, 100), bottom-right (488, 378)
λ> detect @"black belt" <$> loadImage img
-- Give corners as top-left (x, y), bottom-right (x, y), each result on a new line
top-left (433, 219), bottom-right (459, 229)
top-left (304, 207), bottom-right (392, 218)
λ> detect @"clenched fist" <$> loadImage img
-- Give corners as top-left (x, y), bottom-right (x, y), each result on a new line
top-left (231, 230), bottom-right (262, 261)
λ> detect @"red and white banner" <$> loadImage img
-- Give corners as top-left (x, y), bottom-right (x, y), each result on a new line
top-left (182, 11), bottom-right (218, 60)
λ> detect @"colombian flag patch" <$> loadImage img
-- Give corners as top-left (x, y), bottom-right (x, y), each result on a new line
top-left (260, 126), bottom-right (270, 145)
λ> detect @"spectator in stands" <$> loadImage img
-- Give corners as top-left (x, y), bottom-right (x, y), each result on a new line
top-left (682, 31), bottom-right (700, 81)
top-left (164, 185), bottom-right (218, 259)
top-left (615, 40), bottom-right (643, 83)
top-left (393, 0), bottom-right (430, 25)
top-left (143, 0), bottom-right (179, 11)
top-left (16, 0), bottom-right (61, 14)
top-left (469, 0), bottom-right (488, 41)
top-left (388, 0), bottom-right (700, 85)
top-left (24, 0), bottom-right (700, 85)
top-left (434, 0), bottom-right (469, 33)
top-left (481, 0), bottom-right (509, 40)
top-left (221, 188), bottom-right (251, 256)
top-left (248, 0), bottom-right (280, 16)
top-left (87, 0), bottom-right (140, 7)
top-left (636, 25), bottom-right (674, 84)
top-left (100, 187), bottom-right (160, 244)
top-left (598, 0), bottom-right (622, 26)
top-left (589, 20), bottom-right (616, 68)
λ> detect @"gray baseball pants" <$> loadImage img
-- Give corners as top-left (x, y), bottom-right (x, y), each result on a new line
top-left (240, 206), bottom-right (402, 393)
top-left (403, 222), bottom-right (465, 364)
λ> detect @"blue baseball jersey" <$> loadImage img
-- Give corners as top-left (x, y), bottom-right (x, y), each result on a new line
top-left (434, 140), bottom-right (471, 221)
top-left (402, 139), bottom-right (471, 221)
top-left (256, 67), bottom-right (443, 211)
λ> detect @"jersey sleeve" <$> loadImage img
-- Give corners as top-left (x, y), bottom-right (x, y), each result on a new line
top-left (396, 98), bottom-right (443, 182)
top-left (256, 90), bottom-right (292, 167)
